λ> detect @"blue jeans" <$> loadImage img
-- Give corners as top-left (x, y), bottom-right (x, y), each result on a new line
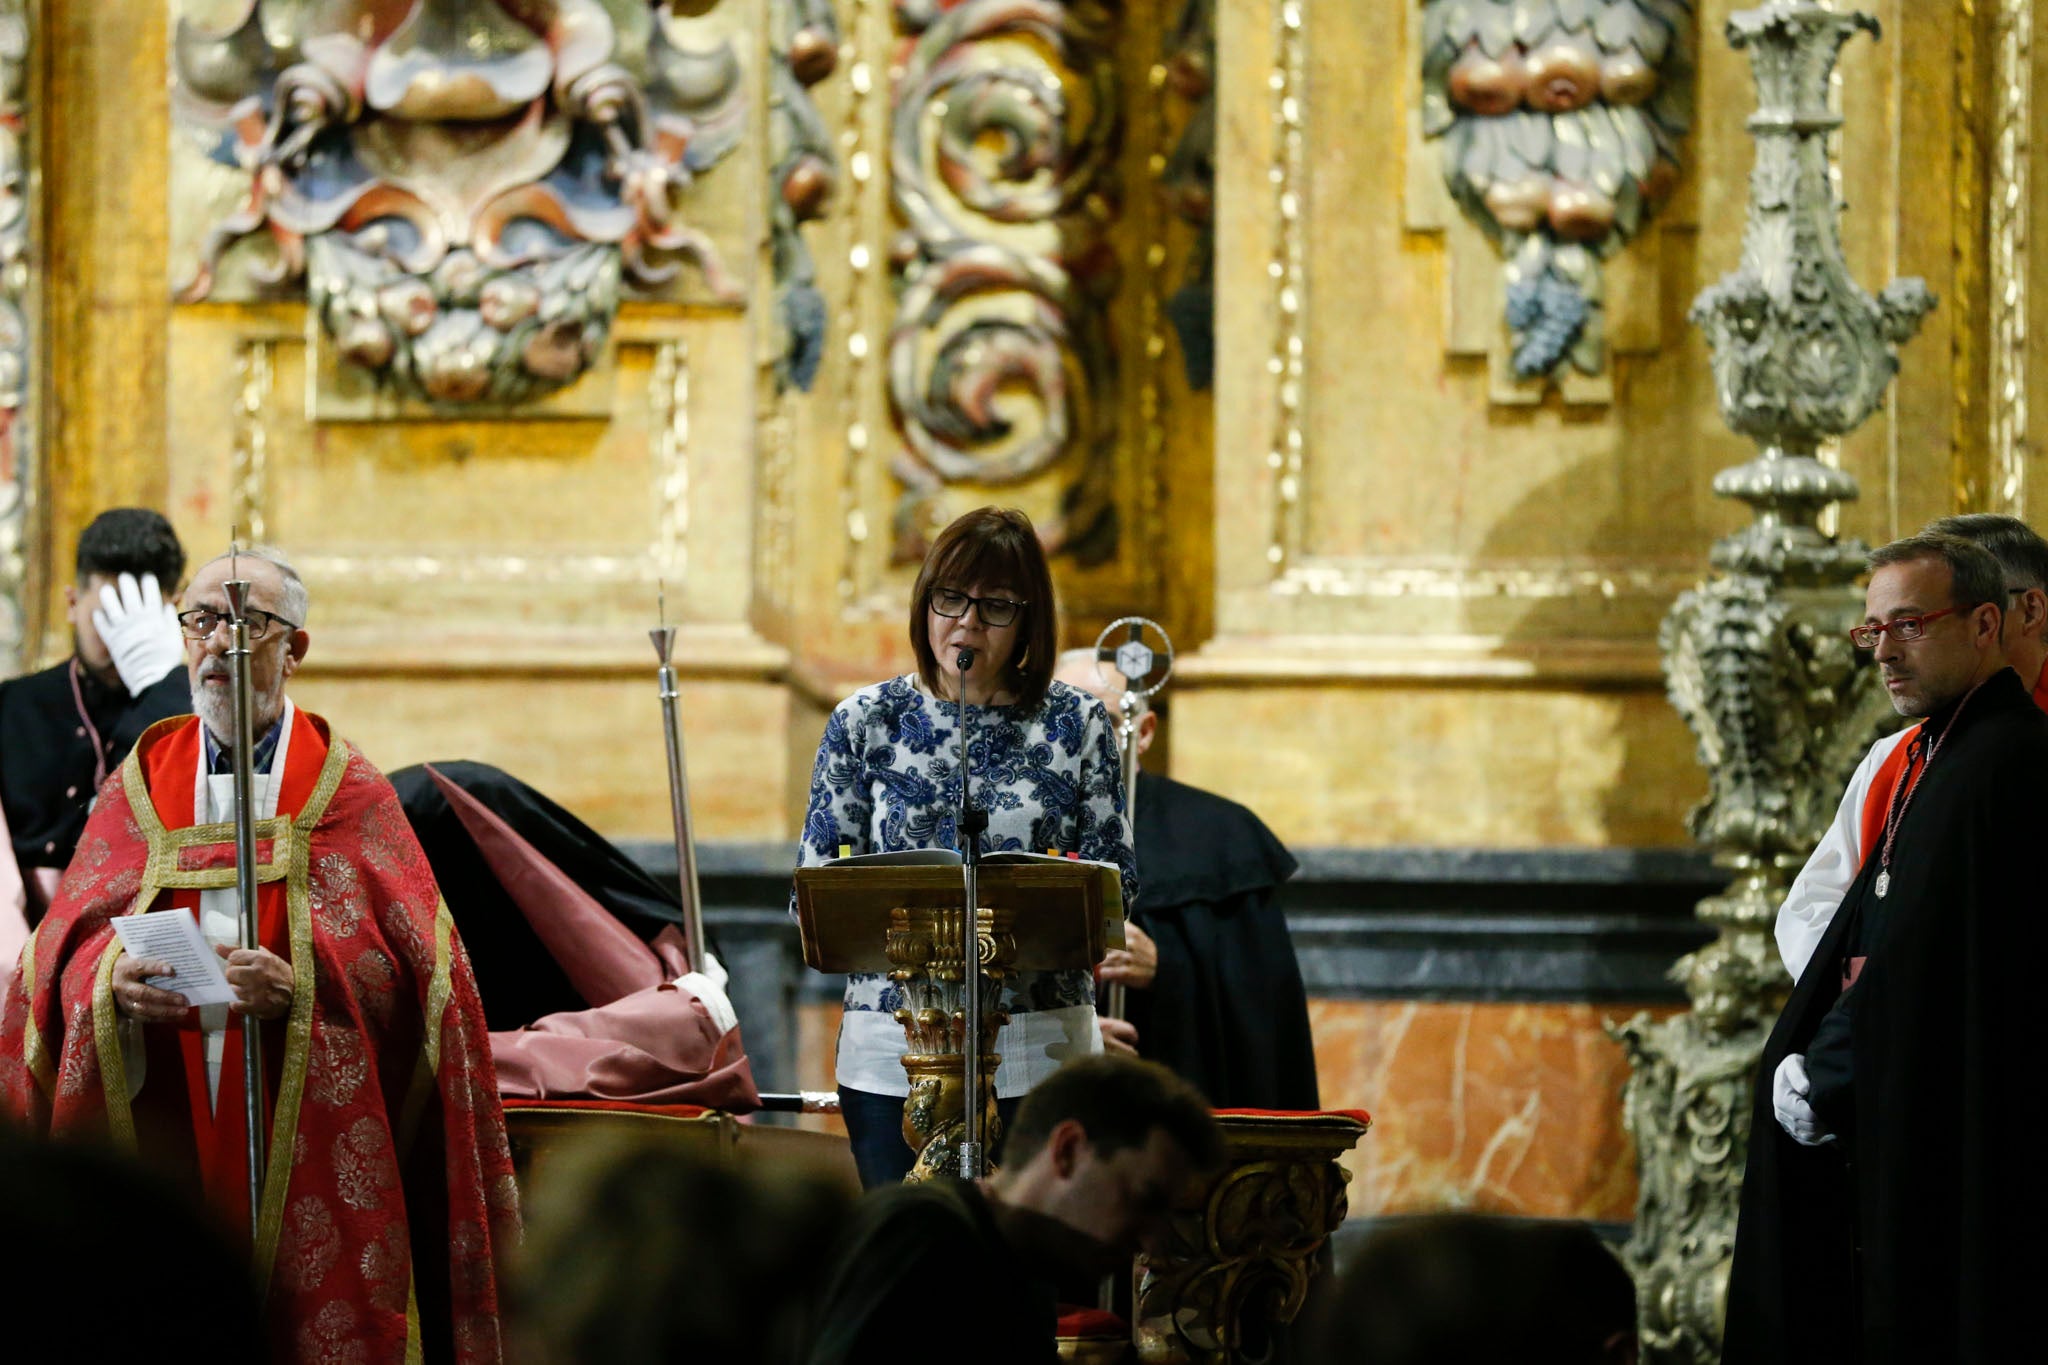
top-left (839, 1085), bottom-right (1024, 1189)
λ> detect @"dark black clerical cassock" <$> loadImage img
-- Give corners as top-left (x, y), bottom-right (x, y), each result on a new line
top-left (1724, 665), bottom-right (2048, 1364)
top-left (0, 659), bottom-right (189, 922)
top-left (1125, 770), bottom-right (1319, 1110)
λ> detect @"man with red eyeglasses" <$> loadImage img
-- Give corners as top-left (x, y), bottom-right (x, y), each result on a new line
top-left (1725, 532), bottom-right (2048, 1364)
top-left (1774, 513), bottom-right (2048, 982)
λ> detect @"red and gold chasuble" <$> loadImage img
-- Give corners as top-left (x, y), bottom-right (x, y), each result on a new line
top-left (1856, 666), bottom-right (2048, 861)
top-left (1, 712), bottom-right (518, 1364)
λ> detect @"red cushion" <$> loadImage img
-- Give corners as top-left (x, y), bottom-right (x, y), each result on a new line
top-left (502, 1098), bottom-right (713, 1119)
top-left (1055, 1307), bottom-right (1128, 1340)
top-left (1213, 1107), bottom-right (1373, 1126)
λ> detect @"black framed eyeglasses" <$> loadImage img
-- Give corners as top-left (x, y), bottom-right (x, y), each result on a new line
top-left (176, 607), bottom-right (301, 641)
top-left (929, 587), bottom-right (1027, 628)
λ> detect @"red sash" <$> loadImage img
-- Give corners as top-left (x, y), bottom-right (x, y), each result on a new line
top-left (136, 710), bottom-right (328, 1231)
top-left (1856, 667), bottom-right (2048, 868)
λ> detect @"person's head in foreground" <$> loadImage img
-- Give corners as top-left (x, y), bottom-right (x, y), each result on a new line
top-left (1305, 1214), bottom-right (1638, 1365)
top-left (0, 1127), bottom-right (270, 1364)
top-left (909, 506), bottom-right (1059, 711)
top-left (988, 1054), bottom-right (1224, 1273)
top-left (1858, 533), bottom-right (2008, 718)
top-left (509, 1135), bottom-right (852, 1365)
top-left (1922, 512), bottom-right (2048, 664)
top-left (66, 507), bottom-right (187, 683)
top-left (179, 545), bottom-right (311, 742)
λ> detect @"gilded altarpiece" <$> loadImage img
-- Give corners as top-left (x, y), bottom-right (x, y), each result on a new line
top-left (1177, 0), bottom-right (1988, 853)
top-left (145, 0), bottom-right (789, 839)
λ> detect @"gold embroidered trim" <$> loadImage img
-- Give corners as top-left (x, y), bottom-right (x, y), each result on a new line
top-left (398, 900), bottom-right (456, 1154)
top-left (20, 930), bottom-right (53, 1099)
top-left (92, 941), bottom-right (136, 1151)
top-left (405, 1274), bottom-right (423, 1365)
top-left (251, 735), bottom-right (349, 1287)
top-left (150, 819), bottom-right (294, 891)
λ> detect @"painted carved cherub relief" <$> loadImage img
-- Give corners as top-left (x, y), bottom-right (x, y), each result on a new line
top-left (173, 0), bottom-right (746, 405)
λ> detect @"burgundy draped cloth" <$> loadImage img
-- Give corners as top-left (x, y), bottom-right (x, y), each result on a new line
top-left (426, 766), bottom-right (759, 1110)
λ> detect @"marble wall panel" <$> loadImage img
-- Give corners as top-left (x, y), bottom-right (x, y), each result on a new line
top-left (1311, 999), bottom-right (1680, 1223)
top-left (782, 987), bottom-right (1673, 1219)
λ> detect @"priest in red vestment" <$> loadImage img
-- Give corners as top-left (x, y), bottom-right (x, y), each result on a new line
top-left (0, 548), bottom-right (518, 1363)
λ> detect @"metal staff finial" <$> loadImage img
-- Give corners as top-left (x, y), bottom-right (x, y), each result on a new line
top-left (649, 584), bottom-right (703, 975)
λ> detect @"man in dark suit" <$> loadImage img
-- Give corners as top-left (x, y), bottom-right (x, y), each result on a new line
top-left (0, 508), bottom-right (189, 925)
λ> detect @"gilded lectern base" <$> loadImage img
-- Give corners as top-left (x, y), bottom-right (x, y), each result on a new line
top-left (888, 903), bottom-right (1016, 1181)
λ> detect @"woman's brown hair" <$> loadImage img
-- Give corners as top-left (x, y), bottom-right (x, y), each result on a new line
top-left (908, 506), bottom-right (1058, 713)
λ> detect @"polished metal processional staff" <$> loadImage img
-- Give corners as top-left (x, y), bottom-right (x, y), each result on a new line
top-left (648, 589), bottom-right (707, 977)
top-left (1091, 617), bottom-right (1173, 1025)
top-left (221, 545), bottom-right (268, 1227)
top-left (647, 593), bottom-right (837, 1115)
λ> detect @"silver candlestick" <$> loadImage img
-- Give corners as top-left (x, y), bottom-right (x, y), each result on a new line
top-left (1615, 6), bottom-right (1933, 1361)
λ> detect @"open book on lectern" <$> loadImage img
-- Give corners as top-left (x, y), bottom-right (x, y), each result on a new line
top-left (794, 849), bottom-right (1125, 974)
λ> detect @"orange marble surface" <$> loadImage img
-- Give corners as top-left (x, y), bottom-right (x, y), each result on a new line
top-left (1311, 999), bottom-right (1680, 1222)
top-left (786, 995), bottom-right (1673, 1218)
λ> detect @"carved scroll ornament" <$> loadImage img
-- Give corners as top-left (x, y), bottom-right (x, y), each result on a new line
top-left (172, 0), bottom-right (747, 406)
top-left (1421, 0), bottom-right (1694, 382)
top-left (1131, 1111), bottom-right (1367, 1364)
top-left (887, 0), bottom-right (1121, 565)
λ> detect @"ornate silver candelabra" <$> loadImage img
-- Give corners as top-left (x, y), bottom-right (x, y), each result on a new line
top-left (1614, 6), bottom-right (1933, 1361)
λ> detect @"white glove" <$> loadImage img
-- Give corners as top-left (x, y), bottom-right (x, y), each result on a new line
top-left (674, 950), bottom-right (737, 1034)
top-left (92, 573), bottom-right (184, 697)
top-left (1772, 1054), bottom-right (1835, 1147)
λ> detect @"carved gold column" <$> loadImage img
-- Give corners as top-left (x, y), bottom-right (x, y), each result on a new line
top-left (0, 0), bottom-right (29, 672)
top-left (887, 903), bottom-right (1014, 1181)
top-left (1615, 7), bottom-right (1934, 1362)
top-left (884, 0), bottom-right (1121, 566)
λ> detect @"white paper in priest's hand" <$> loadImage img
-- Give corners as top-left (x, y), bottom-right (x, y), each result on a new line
top-left (111, 912), bottom-right (238, 1008)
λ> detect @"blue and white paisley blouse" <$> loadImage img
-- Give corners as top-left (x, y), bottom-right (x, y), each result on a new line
top-left (796, 675), bottom-right (1137, 1097)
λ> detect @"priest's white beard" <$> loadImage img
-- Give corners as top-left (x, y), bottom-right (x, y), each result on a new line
top-left (193, 658), bottom-right (285, 749)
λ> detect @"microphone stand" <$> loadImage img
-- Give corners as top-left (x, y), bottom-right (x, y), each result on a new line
top-left (954, 647), bottom-right (988, 1179)
top-left (223, 559), bottom-right (268, 1229)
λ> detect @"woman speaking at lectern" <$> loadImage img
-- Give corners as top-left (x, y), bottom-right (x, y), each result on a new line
top-left (796, 506), bottom-right (1137, 1188)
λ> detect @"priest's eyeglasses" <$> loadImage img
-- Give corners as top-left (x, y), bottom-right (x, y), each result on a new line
top-left (929, 588), bottom-right (1028, 628)
top-left (176, 607), bottom-right (301, 642)
top-left (1848, 606), bottom-right (1962, 650)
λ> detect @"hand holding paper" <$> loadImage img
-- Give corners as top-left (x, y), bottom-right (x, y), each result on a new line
top-left (111, 913), bottom-right (237, 1013)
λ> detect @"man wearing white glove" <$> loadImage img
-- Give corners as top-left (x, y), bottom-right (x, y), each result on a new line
top-left (0, 510), bottom-right (190, 926)
top-left (1770, 1053), bottom-right (1832, 1147)
top-left (1726, 533), bottom-right (2048, 1364)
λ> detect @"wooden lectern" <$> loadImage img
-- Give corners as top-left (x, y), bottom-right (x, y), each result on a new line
top-left (794, 860), bottom-right (1121, 1179)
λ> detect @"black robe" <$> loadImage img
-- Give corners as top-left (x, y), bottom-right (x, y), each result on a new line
top-left (1723, 666), bottom-right (2048, 1364)
top-left (801, 1179), bottom-right (1059, 1365)
top-left (0, 658), bottom-right (190, 921)
top-left (389, 760), bottom-right (687, 1031)
top-left (1124, 770), bottom-right (1320, 1109)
